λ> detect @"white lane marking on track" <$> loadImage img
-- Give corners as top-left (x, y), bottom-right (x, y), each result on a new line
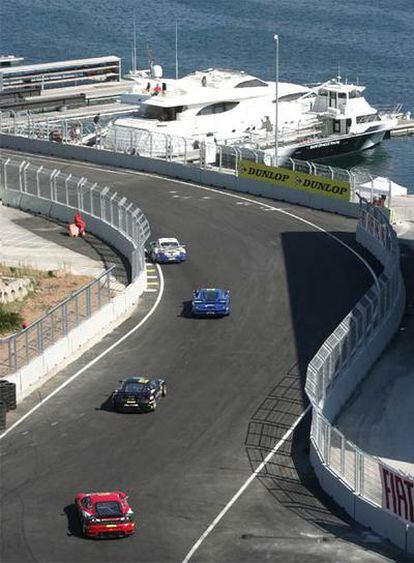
top-left (0, 265), bottom-right (165, 441)
top-left (0, 152), bottom-right (380, 554)
top-left (0, 149), bottom-right (383, 285)
top-left (182, 405), bottom-right (311, 563)
top-left (143, 289), bottom-right (158, 293)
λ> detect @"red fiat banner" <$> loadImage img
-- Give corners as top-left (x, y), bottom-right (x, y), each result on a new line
top-left (380, 464), bottom-right (414, 524)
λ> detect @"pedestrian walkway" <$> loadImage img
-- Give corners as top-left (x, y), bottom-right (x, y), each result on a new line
top-left (0, 203), bottom-right (129, 284)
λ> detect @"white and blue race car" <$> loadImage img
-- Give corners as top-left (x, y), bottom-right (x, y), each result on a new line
top-left (148, 238), bottom-right (187, 263)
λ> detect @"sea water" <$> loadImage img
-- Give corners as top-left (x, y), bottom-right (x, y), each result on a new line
top-left (1, 0), bottom-right (413, 189)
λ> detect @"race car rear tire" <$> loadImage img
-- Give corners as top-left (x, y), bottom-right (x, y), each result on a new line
top-left (161, 383), bottom-right (167, 397)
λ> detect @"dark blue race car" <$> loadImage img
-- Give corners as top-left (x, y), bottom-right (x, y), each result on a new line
top-left (192, 288), bottom-right (230, 317)
top-left (112, 377), bottom-right (167, 412)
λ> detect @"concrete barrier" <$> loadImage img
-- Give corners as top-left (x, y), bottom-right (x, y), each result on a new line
top-left (0, 154), bottom-right (149, 400)
top-left (6, 272), bottom-right (145, 400)
top-left (308, 202), bottom-right (412, 553)
top-left (0, 133), bottom-right (360, 218)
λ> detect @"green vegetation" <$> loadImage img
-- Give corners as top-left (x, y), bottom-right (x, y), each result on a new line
top-left (0, 305), bottom-right (23, 334)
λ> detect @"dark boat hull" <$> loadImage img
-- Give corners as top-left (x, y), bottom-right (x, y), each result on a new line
top-left (287, 129), bottom-right (387, 162)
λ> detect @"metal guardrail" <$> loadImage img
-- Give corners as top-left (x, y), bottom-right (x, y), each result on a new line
top-left (0, 157), bottom-right (151, 377)
top-left (305, 201), bottom-right (404, 508)
top-left (0, 156), bottom-right (150, 280)
top-left (0, 109), bottom-right (387, 205)
top-left (0, 268), bottom-right (113, 377)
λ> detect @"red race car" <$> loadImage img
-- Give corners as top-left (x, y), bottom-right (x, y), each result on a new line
top-left (74, 491), bottom-right (136, 539)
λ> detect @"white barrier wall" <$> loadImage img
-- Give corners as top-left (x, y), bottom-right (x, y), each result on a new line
top-left (0, 156), bottom-right (150, 399)
top-left (306, 202), bottom-right (411, 553)
top-left (0, 133), bottom-right (360, 218)
top-left (7, 275), bottom-right (145, 400)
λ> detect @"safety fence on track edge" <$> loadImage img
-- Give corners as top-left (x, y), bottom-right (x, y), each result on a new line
top-left (305, 199), bottom-right (411, 544)
top-left (0, 109), bottom-right (394, 207)
top-left (0, 156), bottom-right (151, 379)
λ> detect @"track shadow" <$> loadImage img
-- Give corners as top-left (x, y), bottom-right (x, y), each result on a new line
top-left (64, 503), bottom-right (83, 538)
top-left (96, 396), bottom-right (115, 413)
top-left (179, 300), bottom-right (194, 318)
top-left (245, 362), bottom-right (412, 561)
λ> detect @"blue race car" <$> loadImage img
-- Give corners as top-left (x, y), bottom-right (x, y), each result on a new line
top-left (192, 288), bottom-right (230, 317)
top-left (148, 238), bottom-right (187, 263)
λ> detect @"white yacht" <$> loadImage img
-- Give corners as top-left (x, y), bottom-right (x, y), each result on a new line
top-left (104, 66), bottom-right (312, 158)
top-left (259, 77), bottom-right (398, 162)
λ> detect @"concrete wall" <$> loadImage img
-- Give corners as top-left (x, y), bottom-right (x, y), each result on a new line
top-left (309, 210), bottom-right (411, 552)
top-left (0, 133), bottom-right (360, 218)
top-left (6, 273), bottom-right (145, 400)
top-left (311, 443), bottom-right (409, 551)
top-left (0, 152), bottom-right (148, 398)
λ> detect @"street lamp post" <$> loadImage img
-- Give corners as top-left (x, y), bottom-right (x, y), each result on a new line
top-left (274, 34), bottom-right (279, 167)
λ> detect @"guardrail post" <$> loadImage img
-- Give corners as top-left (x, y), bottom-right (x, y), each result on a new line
top-left (76, 177), bottom-right (87, 211)
top-left (109, 192), bottom-right (117, 226)
top-left (36, 165), bottom-right (43, 197)
top-left (74, 293), bottom-right (79, 325)
top-left (89, 183), bottom-right (97, 216)
top-left (64, 173), bottom-right (72, 206)
top-left (22, 162), bottom-right (30, 193)
top-left (53, 170), bottom-right (61, 201)
top-left (18, 160), bottom-right (27, 191)
top-left (340, 434), bottom-right (345, 476)
top-left (49, 169), bottom-right (57, 200)
top-left (2, 158), bottom-right (10, 190)
top-left (86, 286), bottom-right (92, 317)
top-left (62, 303), bottom-right (68, 336)
top-left (8, 337), bottom-right (17, 373)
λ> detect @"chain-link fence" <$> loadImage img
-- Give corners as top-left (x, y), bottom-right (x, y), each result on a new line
top-left (0, 268), bottom-right (113, 377)
top-left (306, 201), bottom-right (404, 508)
top-left (0, 156), bottom-right (150, 377)
top-left (0, 157), bottom-right (150, 280)
top-left (1, 109), bottom-right (389, 205)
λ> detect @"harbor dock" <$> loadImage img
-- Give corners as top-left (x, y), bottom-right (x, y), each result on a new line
top-left (389, 117), bottom-right (414, 137)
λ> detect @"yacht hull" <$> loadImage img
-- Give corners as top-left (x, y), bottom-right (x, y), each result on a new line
top-left (286, 129), bottom-right (387, 162)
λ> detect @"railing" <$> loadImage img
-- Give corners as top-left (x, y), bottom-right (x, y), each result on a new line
top-left (0, 156), bottom-right (151, 378)
top-left (305, 201), bottom-right (405, 513)
top-left (0, 110), bottom-right (387, 205)
top-left (0, 156), bottom-right (150, 280)
top-left (0, 268), bottom-right (113, 377)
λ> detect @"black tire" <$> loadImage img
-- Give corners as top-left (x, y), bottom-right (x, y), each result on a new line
top-left (161, 383), bottom-right (167, 397)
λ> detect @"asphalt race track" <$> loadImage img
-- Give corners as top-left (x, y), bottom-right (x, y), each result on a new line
top-left (0, 151), bottom-right (404, 562)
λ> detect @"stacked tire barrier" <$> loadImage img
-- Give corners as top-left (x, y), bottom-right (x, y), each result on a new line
top-left (0, 380), bottom-right (16, 430)
top-left (305, 200), bottom-right (411, 552)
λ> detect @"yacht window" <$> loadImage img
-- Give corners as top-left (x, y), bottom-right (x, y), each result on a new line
top-left (329, 92), bottom-right (337, 108)
top-left (349, 90), bottom-right (361, 99)
top-left (273, 92), bottom-right (304, 102)
top-left (356, 113), bottom-right (380, 123)
top-left (235, 79), bottom-right (268, 88)
top-left (197, 102), bottom-right (239, 116)
top-left (333, 120), bottom-right (341, 133)
top-left (319, 90), bottom-right (328, 97)
top-left (338, 93), bottom-right (347, 99)
top-left (138, 105), bottom-right (186, 121)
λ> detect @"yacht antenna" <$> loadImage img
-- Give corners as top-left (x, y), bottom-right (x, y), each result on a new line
top-left (147, 44), bottom-right (154, 76)
top-left (337, 63), bottom-right (341, 82)
top-left (175, 20), bottom-right (179, 80)
top-left (132, 15), bottom-right (137, 74)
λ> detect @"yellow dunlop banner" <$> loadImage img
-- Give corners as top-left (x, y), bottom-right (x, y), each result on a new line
top-left (239, 160), bottom-right (351, 201)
